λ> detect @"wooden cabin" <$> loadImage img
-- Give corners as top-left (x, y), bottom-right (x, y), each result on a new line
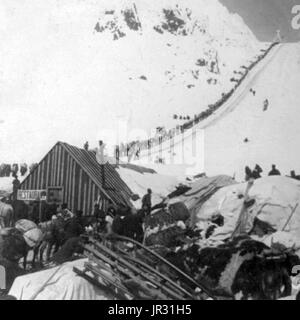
top-left (18, 142), bottom-right (133, 215)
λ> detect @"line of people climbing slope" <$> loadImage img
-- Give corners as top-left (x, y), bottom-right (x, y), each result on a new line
top-left (117, 41), bottom-right (280, 162)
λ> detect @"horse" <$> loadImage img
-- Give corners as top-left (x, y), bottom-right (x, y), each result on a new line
top-left (26, 215), bottom-right (81, 268)
top-left (0, 201), bottom-right (14, 228)
top-left (36, 218), bottom-right (66, 265)
top-left (10, 200), bottom-right (29, 221)
top-left (111, 209), bottom-right (146, 243)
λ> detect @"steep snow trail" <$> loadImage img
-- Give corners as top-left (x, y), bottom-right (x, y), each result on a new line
top-left (204, 43), bottom-right (300, 180)
top-left (132, 42), bottom-right (300, 181)
top-left (0, 0), bottom-right (261, 163)
top-left (201, 44), bottom-right (283, 129)
top-left (131, 43), bottom-right (283, 177)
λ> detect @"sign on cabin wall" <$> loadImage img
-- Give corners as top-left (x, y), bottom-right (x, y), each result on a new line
top-left (47, 187), bottom-right (63, 204)
top-left (17, 189), bottom-right (47, 201)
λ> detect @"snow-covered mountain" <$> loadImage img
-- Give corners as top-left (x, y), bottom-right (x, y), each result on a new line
top-left (92, 0), bottom-right (263, 132)
top-left (0, 0), bottom-right (263, 164)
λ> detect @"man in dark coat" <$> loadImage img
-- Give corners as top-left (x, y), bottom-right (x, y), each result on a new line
top-left (142, 189), bottom-right (152, 215)
top-left (12, 176), bottom-right (20, 201)
top-left (63, 215), bottom-right (84, 242)
top-left (268, 164), bottom-right (281, 176)
top-left (111, 210), bottom-right (145, 243)
top-left (245, 166), bottom-right (252, 181)
top-left (52, 237), bottom-right (83, 265)
top-left (252, 164), bottom-right (263, 179)
top-left (290, 171), bottom-right (300, 181)
top-left (93, 203), bottom-right (105, 219)
top-left (106, 200), bottom-right (117, 218)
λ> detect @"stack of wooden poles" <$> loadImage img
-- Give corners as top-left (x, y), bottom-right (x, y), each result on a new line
top-left (73, 234), bottom-right (215, 300)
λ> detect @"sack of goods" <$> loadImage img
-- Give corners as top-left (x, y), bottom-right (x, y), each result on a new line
top-left (168, 201), bottom-right (190, 222)
top-left (15, 219), bottom-right (37, 234)
top-left (15, 219), bottom-right (43, 248)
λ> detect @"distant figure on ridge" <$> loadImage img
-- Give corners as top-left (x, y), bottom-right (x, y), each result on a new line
top-left (245, 166), bottom-right (252, 181)
top-left (274, 29), bottom-right (282, 43)
top-left (252, 164), bottom-right (263, 179)
top-left (12, 175), bottom-right (21, 201)
top-left (263, 99), bottom-right (269, 111)
top-left (96, 140), bottom-right (106, 165)
top-left (290, 171), bottom-right (300, 181)
top-left (268, 164), bottom-right (281, 176)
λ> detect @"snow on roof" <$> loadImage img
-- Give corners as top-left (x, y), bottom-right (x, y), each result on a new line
top-left (116, 165), bottom-right (181, 207)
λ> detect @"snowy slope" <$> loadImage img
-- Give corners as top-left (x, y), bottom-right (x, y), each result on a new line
top-left (0, 177), bottom-right (15, 197)
top-left (0, 170), bottom-right (28, 197)
top-left (0, 175), bottom-right (28, 196)
top-left (0, 0), bottom-right (263, 163)
top-left (204, 43), bottom-right (300, 180)
top-left (131, 43), bottom-right (300, 181)
top-left (92, 0), bottom-right (262, 131)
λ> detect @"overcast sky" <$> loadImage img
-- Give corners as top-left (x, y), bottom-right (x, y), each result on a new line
top-left (0, 0), bottom-right (299, 163)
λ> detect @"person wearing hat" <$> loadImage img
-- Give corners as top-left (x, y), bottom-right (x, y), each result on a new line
top-left (268, 164), bottom-right (281, 176)
top-left (142, 188), bottom-right (152, 216)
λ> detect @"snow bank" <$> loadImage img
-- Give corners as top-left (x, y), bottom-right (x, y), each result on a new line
top-left (0, 177), bottom-right (14, 195)
top-left (0, 174), bottom-right (28, 198)
top-left (116, 166), bottom-right (180, 207)
top-left (167, 175), bottom-right (236, 225)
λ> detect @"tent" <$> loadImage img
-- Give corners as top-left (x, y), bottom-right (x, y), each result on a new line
top-left (195, 176), bottom-right (300, 251)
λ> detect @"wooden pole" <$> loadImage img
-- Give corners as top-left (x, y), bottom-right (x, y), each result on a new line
top-left (38, 199), bottom-right (42, 223)
top-left (231, 179), bottom-right (255, 238)
top-left (101, 164), bottom-right (106, 189)
top-left (282, 203), bottom-right (299, 231)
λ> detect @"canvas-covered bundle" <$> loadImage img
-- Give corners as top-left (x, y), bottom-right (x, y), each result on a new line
top-left (143, 175), bottom-right (236, 247)
top-left (195, 177), bottom-right (300, 253)
top-left (168, 175), bottom-right (236, 227)
top-left (144, 202), bottom-right (190, 247)
top-left (9, 259), bottom-right (114, 300)
top-left (15, 219), bottom-right (43, 248)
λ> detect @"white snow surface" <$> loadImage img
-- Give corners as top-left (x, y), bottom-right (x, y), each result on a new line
top-left (204, 43), bottom-right (300, 180)
top-left (195, 176), bottom-right (300, 253)
top-left (0, 174), bottom-right (27, 197)
top-left (0, 0), bottom-right (262, 162)
top-left (131, 42), bottom-right (300, 181)
top-left (0, 177), bottom-right (15, 195)
top-left (116, 166), bottom-right (181, 207)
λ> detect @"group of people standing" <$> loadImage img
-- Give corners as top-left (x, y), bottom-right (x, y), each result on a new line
top-left (90, 189), bottom-right (153, 242)
top-left (36, 203), bottom-right (85, 263)
top-left (245, 164), bottom-right (300, 181)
